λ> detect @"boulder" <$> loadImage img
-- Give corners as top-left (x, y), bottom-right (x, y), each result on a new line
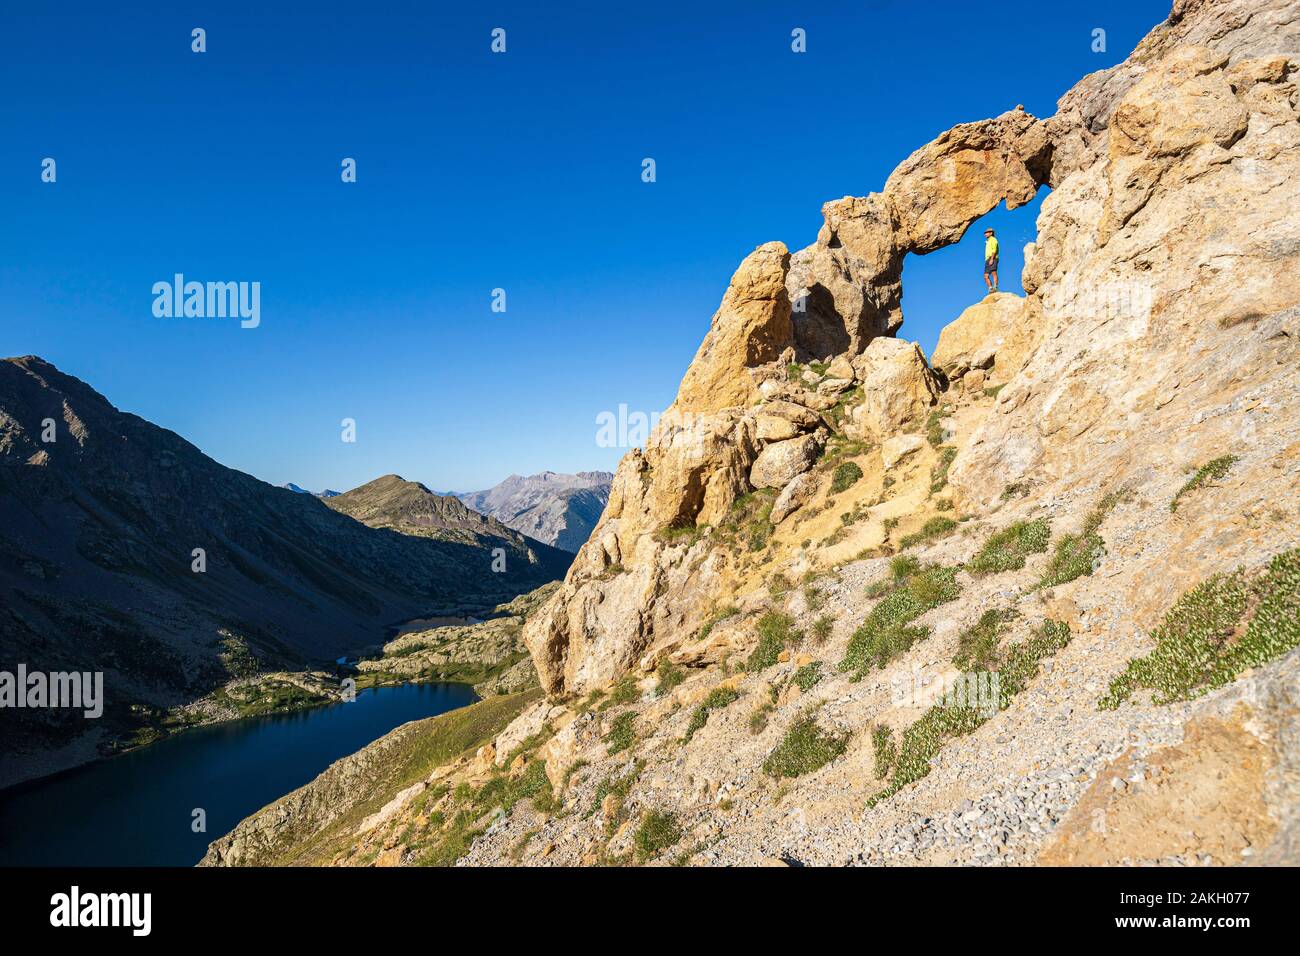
top-left (756, 399), bottom-right (823, 429)
top-left (770, 471), bottom-right (818, 524)
top-left (755, 413), bottom-right (802, 442)
top-left (881, 434), bottom-right (925, 470)
top-left (750, 434), bottom-right (822, 489)
top-left (848, 337), bottom-right (939, 440)
top-left (676, 242), bottom-right (794, 412)
top-left (932, 292), bottom-right (1032, 382)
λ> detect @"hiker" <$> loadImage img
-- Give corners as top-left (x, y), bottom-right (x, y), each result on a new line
top-left (983, 228), bottom-right (999, 293)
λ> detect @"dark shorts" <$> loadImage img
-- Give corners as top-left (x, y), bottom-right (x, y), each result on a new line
top-left (984, 256), bottom-right (999, 273)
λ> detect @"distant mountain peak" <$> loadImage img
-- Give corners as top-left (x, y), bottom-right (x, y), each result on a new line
top-left (457, 471), bottom-right (613, 552)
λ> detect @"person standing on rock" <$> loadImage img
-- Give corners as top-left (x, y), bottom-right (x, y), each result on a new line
top-left (983, 228), bottom-right (999, 294)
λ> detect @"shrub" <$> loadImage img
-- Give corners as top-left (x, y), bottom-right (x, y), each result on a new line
top-left (899, 516), bottom-right (958, 550)
top-left (925, 410), bottom-right (946, 448)
top-left (602, 673), bottom-right (640, 709)
top-left (1036, 491), bottom-right (1125, 589)
top-left (953, 608), bottom-right (1017, 670)
top-left (1099, 549), bottom-right (1299, 709)
top-left (1000, 481), bottom-right (1029, 500)
top-left (810, 614), bottom-right (834, 643)
top-left (635, 810), bottom-right (682, 861)
top-left (872, 725), bottom-right (897, 780)
top-left (794, 660), bottom-right (823, 691)
top-left (830, 460), bottom-right (864, 494)
top-left (841, 565), bottom-right (960, 677)
top-left (1170, 455), bottom-right (1238, 512)
top-left (869, 620), bottom-right (1071, 806)
top-left (604, 711), bottom-right (636, 755)
top-left (657, 521), bottom-right (707, 546)
top-left (763, 715), bottom-right (849, 778)
top-left (746, 612), bottom-right (800, 672)
top-left (930, 446), bottom-right (958, 494)
top-left (767, 572), bottom-right (793, 598)
top-left (968, 519), bottom-right (1051, 575)
top-left (683, 687), bottom-right (740, 741)
top-left (654, 657), bottom-right (685, 697)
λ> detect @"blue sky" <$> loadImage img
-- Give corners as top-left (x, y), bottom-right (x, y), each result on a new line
top-left (0, 0), bottom-right (1169, 493)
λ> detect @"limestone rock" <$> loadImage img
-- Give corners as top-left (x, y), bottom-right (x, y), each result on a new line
top-left (750, 434), bottom-right (823, 489)
top-left (881, 434), bottom-right (925, 470)
top-left (756, 399), bottom-right (823, 429)
top-left (931, 292), bottom-right (1037, 383)
top-left (676, 242), bottom-right (794, 412)
top-left (770, 471), bottom-right (819, 524)
top-left (848, 337), bottom-right (940, 440)
top-left (755, 413), bottom-right (802, 442)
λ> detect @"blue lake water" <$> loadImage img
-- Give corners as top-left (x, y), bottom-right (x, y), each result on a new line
top-left (0, 682), bottom-right (476, 866)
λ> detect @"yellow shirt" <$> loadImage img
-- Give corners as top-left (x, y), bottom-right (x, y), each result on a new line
top-left (985, 236), bottom-right (999, 259)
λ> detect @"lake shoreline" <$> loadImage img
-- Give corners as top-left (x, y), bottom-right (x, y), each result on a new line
top-left (0, 682), bottom-right (480, 866)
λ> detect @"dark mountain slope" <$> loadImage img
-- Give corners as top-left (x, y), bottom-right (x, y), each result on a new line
top-left (0, 356), bottom-right (569, 783)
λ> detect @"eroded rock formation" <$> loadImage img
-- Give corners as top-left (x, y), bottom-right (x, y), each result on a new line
top-left (524, 0), bottom-right (1300, 700)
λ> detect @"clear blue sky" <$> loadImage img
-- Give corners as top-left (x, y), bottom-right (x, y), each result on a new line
top-left (0, 0), bottom-right (1169, 493)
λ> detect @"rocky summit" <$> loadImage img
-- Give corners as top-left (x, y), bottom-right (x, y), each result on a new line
top-left (458, 471), bottom-right (613, 553)
top-left (208, 0), bottom-right (1299, 868)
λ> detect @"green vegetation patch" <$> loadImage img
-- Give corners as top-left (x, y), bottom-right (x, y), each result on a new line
top-left (899, 515), bottom-right (958, 550)
top-left (601, 672), bottom-right (640, 710)
top-left (635, 810), bottom-right (682, 861)
top-left (841, 564), bottom-right (960, 677)
top-left (684, 686), bottom-right (741, 741)
top-left (654, 657), bottom-right (685, 697)
top-left (953, 608), bottom-right (1018, 670)
top-left (925, 410), bottom-right (946, 448)
top-left (1170, 455), bottom-right (1238, 512)
top-left (871, 725), bottom-right (897, 780)
top-left (763, 715), bottom-right (849, 778)
top-left (968, 519), bottom-right (1051, 575)
top-left (868, 621), bottom-right (1071, 807)
top-left (830, 460), bottom-right (864, 494)
top-left (930, 446), bottom-right (958, 494)
top-left (656, 520), bottom-right (708, 546)
top-left (794, 660), bottom-right (824, 691)
top-left (810, 614), bottom-right (834, 644)
top-left (1037, 491), bottom-right (1124, 589)
top-left (746, 612), bottom-right (801, 672)
top-left (1099, 548), bottom-right (1300, 709)
top-left (717, 490), bottom-right (777, 553)
top-left (604, 711), bottom-right (637, 755)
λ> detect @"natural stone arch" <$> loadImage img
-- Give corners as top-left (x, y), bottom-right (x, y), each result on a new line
top-left (786, 108), bottom-right (1054, 360)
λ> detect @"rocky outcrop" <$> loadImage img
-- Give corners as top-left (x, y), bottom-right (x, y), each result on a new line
top-left (847, 337), bottom-right (940, 440)
top-left (209, 0), bottom-right (1300, 871)
top-left (931, 292), bottom-right (1037, 386)
top-left (675, 242), bottom-right (794, 413)
top-left (525, 0), bottom-right (1300, 701)
top-left (951, 16), bottom-right (1300, 509)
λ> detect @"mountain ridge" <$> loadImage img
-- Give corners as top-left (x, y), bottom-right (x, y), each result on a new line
top-left (0, 356), bottom-right (569, 787)
top-left (458, 471), bottom-right (613, 553)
